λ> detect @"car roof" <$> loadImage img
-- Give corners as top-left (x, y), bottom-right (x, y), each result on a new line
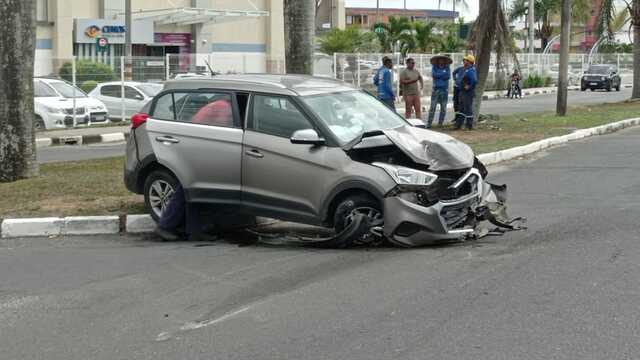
top-left (96, 81), bottom-right (145, 87)
top-left (35, 77), bottom-right (65, 83)
top-left (163, 74), bottom-right (356, 96)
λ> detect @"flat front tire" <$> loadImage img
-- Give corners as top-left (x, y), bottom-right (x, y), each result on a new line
top-left (331, 194), bottom-right (383, 248)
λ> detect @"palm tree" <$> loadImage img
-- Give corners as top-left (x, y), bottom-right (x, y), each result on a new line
top-left (413, 21), bottom-right (438, 53)
top-left (284, 0), bottom-right (315, 74)
top-left (468, 0), bottom-right (515, 119)
top-left (374, 16), bottom-right (415, 57)
top-left (595, 0), bottom-right (640, 99)
top-left (0, 0), bottom-right (38, 182)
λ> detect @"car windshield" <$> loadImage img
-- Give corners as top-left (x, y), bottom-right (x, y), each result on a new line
top-left (34, 81), bottom-right (58, 97)
top-left (587, 66), bottom-right (610, 74)
top-left (302, 91), bottom-right (407, 145)
top-left (137, 83), bottom-right (163, 97)
top-left (48, 81), bottom-right (87, 98)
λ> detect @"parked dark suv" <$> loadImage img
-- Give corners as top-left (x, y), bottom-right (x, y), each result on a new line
top-left (581, 64), bottom-right (621, 92)
top-left (124, 74), bottom-right (515, 247)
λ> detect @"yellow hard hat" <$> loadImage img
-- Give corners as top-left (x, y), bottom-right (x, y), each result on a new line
top-left (463, 54), bottom-right (476, 63)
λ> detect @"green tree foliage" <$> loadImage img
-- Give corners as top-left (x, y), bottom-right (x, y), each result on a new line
top-left (435, 23), bottom-right (467, 53)
top-left (59, 61), bottom-right (117, 84)
top-left (318, 27), bottom-right (381, 54)
top-left (373, 16), bottom-right (415, 56)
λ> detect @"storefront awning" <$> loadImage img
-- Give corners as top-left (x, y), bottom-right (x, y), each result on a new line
top-left (132, 7), bottom-right (269, 26)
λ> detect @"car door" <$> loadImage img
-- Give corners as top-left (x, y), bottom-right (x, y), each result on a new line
top-left (146, 90), bottom-right (244, 205)
top-left (98, 85), bottom-right (122, 117)
top-left (242, 94), bottom-right (339, 224)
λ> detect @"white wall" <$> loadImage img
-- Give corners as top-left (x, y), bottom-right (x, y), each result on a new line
top-left (35, 49), bottom-right (54, 76)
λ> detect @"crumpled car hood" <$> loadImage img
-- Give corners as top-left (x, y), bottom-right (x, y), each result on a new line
top-left (382, 126), bottom-right (475, 171)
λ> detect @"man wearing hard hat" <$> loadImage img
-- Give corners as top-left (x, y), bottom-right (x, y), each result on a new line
top-left (454, 54), bottom-right (478, 130)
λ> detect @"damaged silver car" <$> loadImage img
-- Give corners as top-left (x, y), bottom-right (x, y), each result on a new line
top-left (124, 74), bottom-right (522, 247)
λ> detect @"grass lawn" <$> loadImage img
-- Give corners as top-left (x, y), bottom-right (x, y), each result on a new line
top-left (442, 100), bottom-right (640, 154)
top-left (0, 157), bottom-right (144, 219)
top-left (2, 100), bottom-right (639, 218)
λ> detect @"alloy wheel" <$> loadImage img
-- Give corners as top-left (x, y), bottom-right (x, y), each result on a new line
top-left (148, 179), bottom-right (175, 218)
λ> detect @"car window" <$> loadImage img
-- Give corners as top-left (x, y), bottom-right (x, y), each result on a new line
top-left (124, 86), bottom-right (143, 100)
top-left (152, 92), bottom-right (175, 121)
top-left (152, 91), bottom-right (235, 128)
top-left (34, 80), bottom-right (58, 97)
top-left (100, 85), bottom-right (121, 98)
top-left (249, 95), bottom-right (314, 138)
top-left (48, 81), bottom-right (87, 98)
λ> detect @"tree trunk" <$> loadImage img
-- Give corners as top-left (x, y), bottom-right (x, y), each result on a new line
top-left (284, 0), bottom-right (315, 75)
top-left (0, 0), bottom-right (38, 182)
top-left (632, 0), bottom-right (640, 99)
top-left (556, 0), bottom-right (571, 116)
top-left (472, 0), bottom-right (498, 120)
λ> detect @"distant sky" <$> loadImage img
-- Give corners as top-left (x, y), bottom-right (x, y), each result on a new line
top-left (345, 0), bottom-right (480, 20)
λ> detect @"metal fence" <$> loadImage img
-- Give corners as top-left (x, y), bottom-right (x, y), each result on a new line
top-left (35, 52), bottom-right (633, 129)
top-left (330, 52), bottom-right (635, 96)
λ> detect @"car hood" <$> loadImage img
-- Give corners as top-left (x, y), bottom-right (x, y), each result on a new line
top-left (381, 125), bottom-right (475, 171)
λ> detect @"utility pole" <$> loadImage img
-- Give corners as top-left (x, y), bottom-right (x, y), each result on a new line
top-left (376, 0), bottom-right (380, 23)
top-left (528, 0), bottom-right (535, 54)
top-left (124, 0), bottom-right (132, 80)
top-left (556, 0), bottom-right (571, 116)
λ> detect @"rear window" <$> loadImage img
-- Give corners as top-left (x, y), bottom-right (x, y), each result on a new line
top-left (587, 66), bottom-right (610, 74)
top-left (151, 91), bottom-right (235, 128)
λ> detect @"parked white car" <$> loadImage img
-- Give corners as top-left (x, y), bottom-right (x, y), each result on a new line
top-left (88, 81), bottom-right (163, 120)
top-left (34, 78), bottom-right (109, 130)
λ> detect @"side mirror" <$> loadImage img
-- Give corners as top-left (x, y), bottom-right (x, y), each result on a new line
top-left (135, 94), bottom-right (144, 100)
top-left (290, 129), bottom-right (325, 145)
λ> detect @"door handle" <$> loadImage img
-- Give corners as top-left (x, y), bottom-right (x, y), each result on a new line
top-left (155, 136), bottom-right (180, 144)
top-left (245, 149), bottom-right (264, 158)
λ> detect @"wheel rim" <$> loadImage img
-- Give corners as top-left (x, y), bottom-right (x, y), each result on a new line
top-left (35, 120), bottom-right (44, 131)
top-left (148, 180), bottom-right (175, 218)
top-left (344, 206), bottom-right (383, 243)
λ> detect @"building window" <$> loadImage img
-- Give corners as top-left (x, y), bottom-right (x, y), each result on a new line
top-left (37, 0), bottom-right (48, 22)
top-left (346, 15), bottom-right (353, 25)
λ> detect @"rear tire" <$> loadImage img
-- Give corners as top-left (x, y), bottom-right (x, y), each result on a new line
top-left (34, 116), bottom-right (45, 131)
top-left (144, 169), bottom-right (179, 222)
top-left (331, 194), bottom-right (383, 248)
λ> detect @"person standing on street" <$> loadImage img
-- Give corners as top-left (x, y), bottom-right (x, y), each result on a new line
top-left (399, 58), bottom-right (424, 119)
top-left (455, 54), bottom-right (478, 130)
top-left (452, 61), bottom-right (465, 125)
top-left (374, 56), bottom-right (396, 111)
top-left (426, 55), bottom-right (452, 128)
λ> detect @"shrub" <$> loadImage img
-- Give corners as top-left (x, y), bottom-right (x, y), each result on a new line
top-left (523, 73), bottom-right (544, 88)
top-left (59, 60), bottom-right (117, 84)
top-left (543, 76), bottom-right (554, 87)
top-left (80, 80), bottom-right (99, 93)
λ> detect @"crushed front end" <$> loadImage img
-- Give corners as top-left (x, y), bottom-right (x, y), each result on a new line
top-left (382, 165), bottom-right (522, 247)
top-left (347, 126), bottom-right (525, 247)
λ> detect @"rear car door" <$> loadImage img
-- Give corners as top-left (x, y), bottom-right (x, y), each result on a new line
top-left (123, 86), bottom-right (146, 117)
top-left (146, 90), bottom-right (243, 205)
top-left (241, 94), bottom-right (337, 224)
top-left (98, 85), bottom-right (122, 116)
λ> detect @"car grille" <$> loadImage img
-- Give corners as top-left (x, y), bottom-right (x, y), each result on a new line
top-left (440, 198), bottom-right (479, 229)
top-left (585, 76), bottom-right (604, 81)
top-left (64, 107), bottom-right (85, 115)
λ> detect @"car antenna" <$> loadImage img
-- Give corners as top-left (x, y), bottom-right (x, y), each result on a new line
top-left (203, 59), bottom-right (216, 76)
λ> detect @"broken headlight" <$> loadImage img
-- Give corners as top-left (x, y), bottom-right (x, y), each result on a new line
top-left (373, 162), bottom-right (438, 186)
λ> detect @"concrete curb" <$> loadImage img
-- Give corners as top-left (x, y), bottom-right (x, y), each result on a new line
top-left (476, 117), bottom-right (640, 165)
top-left (36, 132), bottom-right (129, 149)
top-left (4, 116), bottom-right (640, 238)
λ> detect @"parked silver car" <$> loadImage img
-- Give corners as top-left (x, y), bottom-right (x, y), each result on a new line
top-left (124, 75), bottom-right (516, 247)
top-left (88, 81), bottom-right (163, 120)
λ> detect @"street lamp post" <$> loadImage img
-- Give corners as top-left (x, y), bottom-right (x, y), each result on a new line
top-left (124, 0), bottom-right (132, 80)
top-left (528, 0), bottom-right (535, 54)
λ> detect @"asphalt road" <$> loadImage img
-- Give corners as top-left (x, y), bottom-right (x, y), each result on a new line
top-left (4, 126), bottom-right (640, 359)
top-left (36, 88), bottom-right (633, 163)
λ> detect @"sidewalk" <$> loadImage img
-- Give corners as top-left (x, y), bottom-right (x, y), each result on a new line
top-left (395, 85), bottom-right (580, 112)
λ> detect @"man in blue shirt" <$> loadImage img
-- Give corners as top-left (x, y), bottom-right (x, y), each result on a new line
top-left (373, 56), bottom-right (396, 111)
top-left (452, 63), bottom-right (465, 124)
top-left (427, 55), bottom-right (452, 128)
top-left (454, 54), bottom-right (478, 130)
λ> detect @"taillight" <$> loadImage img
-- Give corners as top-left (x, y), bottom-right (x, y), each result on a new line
top-left (131, 113), bottom-right (149, 129)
